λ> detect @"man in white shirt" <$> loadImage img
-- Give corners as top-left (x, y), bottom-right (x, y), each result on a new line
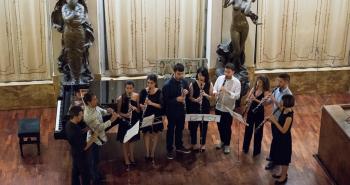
top-left (213, 63), bottom-right (241, 154)
top-left (83, 92), bottom-right (118, 184)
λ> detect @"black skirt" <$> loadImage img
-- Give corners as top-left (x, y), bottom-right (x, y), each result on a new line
top-left (116, 118), bottom-right (140, 143)
top-left (140, 122), bottom-right (164, 133)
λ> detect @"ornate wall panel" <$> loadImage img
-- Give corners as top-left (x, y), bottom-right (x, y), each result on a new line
top-left (0, 0), bottom-right (15, 76)
top-left (0, 0), bottom-right (51, 82)
top-left (319, 0), bottom-right (350, 66)
top-left (257, 0), bottom-right (350, 69)
top-left (257, 0), bottom-right (289, 68)
top-left (105, 0), bottom-right (205, 76)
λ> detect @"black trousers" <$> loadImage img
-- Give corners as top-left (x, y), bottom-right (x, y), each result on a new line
top-left (166, 114), bottom-right (185, 152)
top-left (269, 123), bottom-right (279, 161)
top-left (189, 121), bottom-right (208, 145)
top-left (242, 111), bottom-right (264, 155)
top-left (87, 143), bottom-right (101, 184)
top-left (71, 155), bottom-right (90, 185)
top-left (215, 109), bottom-right (233, 146)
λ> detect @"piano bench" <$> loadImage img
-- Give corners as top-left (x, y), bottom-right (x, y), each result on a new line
top-left (17, 118), bottom-right (40, 157)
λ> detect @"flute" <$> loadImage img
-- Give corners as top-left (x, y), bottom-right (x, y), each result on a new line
top-left (252, 87), bottom-right (278, 113)
top-left (255, 107), bottom-right (279, 132)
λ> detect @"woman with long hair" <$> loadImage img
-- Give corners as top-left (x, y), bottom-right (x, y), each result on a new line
top-left (139, 74), bottom-right (164, 164)
top-left (242, 75), bottom-right (270, 156)
top-left (188, 67), bottom-right (213, 152)
top-left (116, 80), bottom-right (140, 171)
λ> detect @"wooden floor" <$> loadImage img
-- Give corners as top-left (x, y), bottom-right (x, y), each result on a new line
top-left (0, 93), bottom-right (349, 185)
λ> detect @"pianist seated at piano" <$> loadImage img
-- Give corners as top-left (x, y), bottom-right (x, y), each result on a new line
top-left (83, 92), bottom-right (119, 184)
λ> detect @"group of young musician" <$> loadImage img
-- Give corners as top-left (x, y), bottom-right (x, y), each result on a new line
top-left (65, 62), bottom-right (295, 185)
top-left (242, 73), bottom-right (294, 184)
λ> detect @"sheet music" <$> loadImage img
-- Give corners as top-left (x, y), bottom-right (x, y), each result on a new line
top-left (123, 121), bottom-right (140, 143)
top-left (185, 114), bottom-right (221, 122)
top-left (140, 114), bottom-right (155, 128)
top-left (224, 106), bottom-right (249, 126)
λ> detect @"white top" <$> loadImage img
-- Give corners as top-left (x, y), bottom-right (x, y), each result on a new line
top-left (84, 106), bottom-right (111, 146)
top-left (213, 75), bottom-right (241, 112)
top-left (272, 87), bottom-right (293, 118)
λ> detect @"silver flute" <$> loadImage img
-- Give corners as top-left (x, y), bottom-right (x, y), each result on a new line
top-left (255, 107), bottom-right (279, 132)
top-left (252, 87), bottom-right (278, 113)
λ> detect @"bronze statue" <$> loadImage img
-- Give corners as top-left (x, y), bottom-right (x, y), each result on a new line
top-left (215, 0), bottom-right (258, 107)
top-left (224, 0), bottom-right (258, 66)
top-left (52, 0), bottom-right (94, 84)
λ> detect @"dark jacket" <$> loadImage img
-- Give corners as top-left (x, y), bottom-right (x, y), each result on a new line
top-left (65, 121), bottom-right (87, 158)
top-left (162, 77), bottom-right (189, 118)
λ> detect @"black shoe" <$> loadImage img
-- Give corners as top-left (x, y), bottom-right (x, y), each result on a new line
top-left (130, 160), bottom-right (136, 166)
top-left (176, 146), bottom-right (191, 154)
top-left (167, 151), bottom-right (175, 160)
top-left (274, 177), bottom-right (288, 184)
top-left (265, 162), bottom-right (275, 170)
top-left (145, 156), bottom-right (151, 162)
top-left (199, 146), bottom-right (206, 153)
top-left (124, 163), bottom-right (131, 172)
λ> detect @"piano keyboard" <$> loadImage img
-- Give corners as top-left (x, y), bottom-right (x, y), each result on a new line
top-left (55, 100), bottom-right (62, 133)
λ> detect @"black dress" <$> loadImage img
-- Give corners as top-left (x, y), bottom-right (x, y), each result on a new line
top-left (116, 96), bottom-right (140, 143)
top-left (139, 89), bottom-right (164, 133)
top-left (188, 81), bottom-right (210, 145)
top-left (242, 89), bottom-right (265, 155)
top-left (270, 110), bottom-right (293, 165)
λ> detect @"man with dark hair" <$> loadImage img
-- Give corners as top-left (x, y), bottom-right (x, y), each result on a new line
top-left (83, 92), bottom-right (119, 184)
top-left (162, 63), bottom-right (191, 159)
top-left (265, 73), bottom-right (292, 170)
top-left (213, 63), bottom-right (241, 154)
top-left (66, 105), bottom-right (97, 185)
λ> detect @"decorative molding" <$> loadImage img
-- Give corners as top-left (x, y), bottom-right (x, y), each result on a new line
top-left (105, 0), bottom-right (205, 76)
top-left (259, 0), bottom-right (288, 63)
top-left (16, 0), bottom-right (47, 74)
top-left (0, 0), bottom-right (15, 75)
top-left (257, 0), bottom-right (350, 69)
top-left (290, 0), bottom-right (320, 61)
top-left (321, 0), bottom-right (350, 61)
